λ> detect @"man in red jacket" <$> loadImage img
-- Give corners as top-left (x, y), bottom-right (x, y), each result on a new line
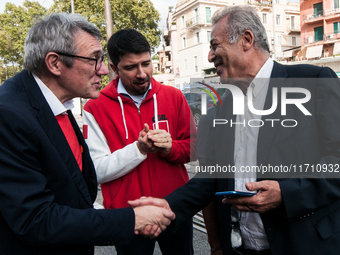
top-left (83, 29), bottom-right (197, 255)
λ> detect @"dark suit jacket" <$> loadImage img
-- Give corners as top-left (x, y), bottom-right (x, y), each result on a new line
top-left (0, 70), bottom-right (135, 254)
top-left (167, 62), bottom-right (340, 255)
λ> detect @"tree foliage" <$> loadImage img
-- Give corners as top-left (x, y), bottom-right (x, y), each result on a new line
top-left (0, 1), bottom-right (47, 69)
top-left (50, 0), bottom-right (161, 52)
top-left (0, 0), bottom-right (161, 83)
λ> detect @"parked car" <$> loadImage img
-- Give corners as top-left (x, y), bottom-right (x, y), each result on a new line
top-left (184, 92), bottom-right (217, 126)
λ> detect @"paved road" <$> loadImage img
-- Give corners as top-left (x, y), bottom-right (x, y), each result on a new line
top-left (95, 228), bottom-right (209, 255)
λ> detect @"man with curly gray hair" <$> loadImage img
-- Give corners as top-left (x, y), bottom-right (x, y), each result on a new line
top-left (131, 5), bottom-right (340, 255)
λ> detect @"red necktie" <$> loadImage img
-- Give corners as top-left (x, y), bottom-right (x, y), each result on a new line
top-left (56, 113), bottom-right (83, 171)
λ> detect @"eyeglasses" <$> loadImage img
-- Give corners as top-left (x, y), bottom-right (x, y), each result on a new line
top-left (230, 205), bottom-right (242, 249)
top-left (55, 52), bottom-right (105, 71)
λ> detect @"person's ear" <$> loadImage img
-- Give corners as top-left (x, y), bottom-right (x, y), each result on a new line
top-left (110, 63), bottom-right (119, 76)
top-left (242, 30), bottom-right (254, 51)
top-left (45, 52), bottom-right (62, 76)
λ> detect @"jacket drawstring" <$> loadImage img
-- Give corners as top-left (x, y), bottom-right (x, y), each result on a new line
top-left (153, 94), bottom-right (159, 129)
top-left (118, 94), bottom-right (159, 140)
top-left (118, 96), bottom-right (129, 139)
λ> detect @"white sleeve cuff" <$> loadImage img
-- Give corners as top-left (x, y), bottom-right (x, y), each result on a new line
top-left (83, 110), bottom-right (147, 184)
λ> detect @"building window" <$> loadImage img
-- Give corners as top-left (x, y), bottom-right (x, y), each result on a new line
top-left (182, 37), bottom-right (186, 48)
top-left (181, 16), bottom-right (185, 27)
top-left (276, 15), bottom-right (281, 26)
top-left (291, 16), bottom-right (295, 30)
top-left (313, 2), bottom-right (323, 18)
top-left (292, 36), bottom-right (296, 46)
top-left (196, 32), bottom-right (200, 44)
top-left (206, 7), bottom-right (211, 23)
top-left (334, 22), bottom-right (340, 34)
top-left (195, 8), bottom-right (198, 23)
top-left (314, 26), bottom-right (324, 41)
top-left (277, 35), bottom-right (282, 45)
top-left (335, 0), bottom-right (339, 9)
top-left (275, 0), bottom-right (279, 4)
top-left (207, 31), bottom-right (211, 42)
top-left (262, 13), bottom-right (267, 24)
top-left (194, 56), bottom-right (198, 72)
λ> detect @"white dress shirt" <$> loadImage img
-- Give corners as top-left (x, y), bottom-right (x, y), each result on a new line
top-left (33, 74), bottom-right (74, 116)
top-left (234, 58), bottom-right (274, 250)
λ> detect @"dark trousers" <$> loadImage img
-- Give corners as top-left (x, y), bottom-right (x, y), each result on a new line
top-left (115, 218), bottom-right (193, 255)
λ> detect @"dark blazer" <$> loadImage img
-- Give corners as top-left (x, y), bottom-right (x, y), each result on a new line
top-left (167, 62), bottom-right (340, 255)
top-left (0, 70), bottom-right (135, 254)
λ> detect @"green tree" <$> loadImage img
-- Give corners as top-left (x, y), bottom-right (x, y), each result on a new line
top-left (0, 1), bottom-right (47, 74)
top-left (50, 0), bottom-right (161, 52)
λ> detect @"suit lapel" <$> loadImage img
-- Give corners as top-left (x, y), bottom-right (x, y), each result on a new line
top-left (23, 71), bottom-right (95, 206)
top-left (257, 62), bottom-right (289, 167)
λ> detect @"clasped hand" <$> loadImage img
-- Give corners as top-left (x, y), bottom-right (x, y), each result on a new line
top-left (129, 197), bottom-right (174, 238)
top-left (137, 123), bottom-right (172, 155)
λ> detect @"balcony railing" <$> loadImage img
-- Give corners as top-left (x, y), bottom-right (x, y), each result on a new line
top-left (286, 24), bottom-right (301, 33)
top-left (164, 46), bottom-right (171, 52)
top-left (303, 33), bottom-right (340, 45)
top-left (186, 15), bottom-right (211, 28)
top-left (323, 8), bottom-right (340, 17)
top-left (325, 33), bottom-right (340, 41)
top-left (165, 61), bottom-right (172, 67)
top-left (303, 8), bottom-right (340, 22)
top-left (247, 0), bottom-right (272, 7)
top-left (303, 10), bottom-right (325, 21)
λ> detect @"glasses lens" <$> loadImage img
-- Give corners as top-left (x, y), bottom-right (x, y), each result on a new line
top-left (95, 55), bottom-right (104, 71)
top-left (230, 206), bottom-right (242, 248)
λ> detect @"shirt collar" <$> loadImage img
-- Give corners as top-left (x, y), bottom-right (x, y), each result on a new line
top-left (117, 78), bottom-right (152, 102)
top-left (249, 57), bottom-right (274, 98)
top-left (33, 74), bottom-right (74, 116)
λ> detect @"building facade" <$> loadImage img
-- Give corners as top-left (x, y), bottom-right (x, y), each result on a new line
top-left (299, 0), bottom-right (340, 60)
top-left (169, 0), bottom-right (301, 88)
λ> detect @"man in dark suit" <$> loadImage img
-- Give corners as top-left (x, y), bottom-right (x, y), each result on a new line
top-left (0, 13), bottom-right (174, 254)
top-left (129, 5), bottom-right (340, 255)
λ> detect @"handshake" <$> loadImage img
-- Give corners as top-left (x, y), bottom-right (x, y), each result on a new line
top-left (128, 197), bottom-right (173, 238)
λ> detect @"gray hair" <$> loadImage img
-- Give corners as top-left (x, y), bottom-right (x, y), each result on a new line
top-left (211, 6), bottom-right (269, 53)
top-left (24, 13), bottom-right (103, 75)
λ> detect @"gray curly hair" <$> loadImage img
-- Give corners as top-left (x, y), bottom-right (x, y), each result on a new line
top-left (212, 5), bottom-right (270, 53)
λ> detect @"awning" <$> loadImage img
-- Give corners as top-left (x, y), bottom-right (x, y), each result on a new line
top-left (306, 45), bottom-right (323, 59)
top-left (283, 50), bottom-right (293, 58)
top-left (333, 42), bottom-right (340, 55)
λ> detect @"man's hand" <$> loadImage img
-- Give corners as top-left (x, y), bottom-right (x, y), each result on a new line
top-left (222, 180), bottom-right (282, 213)
top-left (133, 205), bottom-right (175, 238)
top-left (137, 124), bottom-right (159, 154)
top-left (147, 129), bottom-right (172, 155)
top-left (130, 197), bottom-right (174, 238)
top-left (128, 196), bottom-right (171, 210)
